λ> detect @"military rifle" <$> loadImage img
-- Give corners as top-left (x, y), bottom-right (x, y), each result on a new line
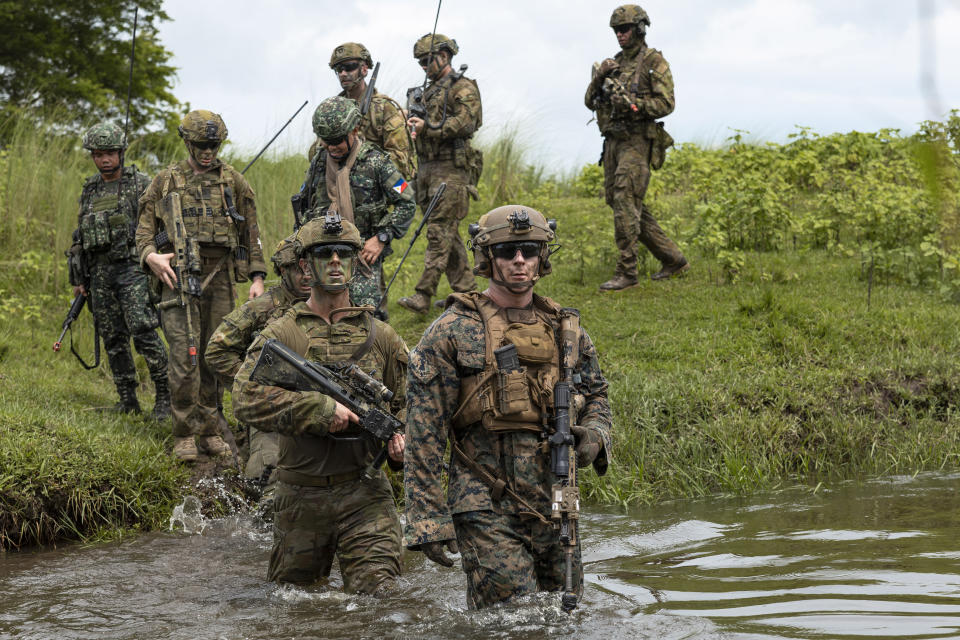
top-left (407, 0), bottom-right (443, 138)
top-left (157, 192), bottom-right (202, 366)
top-left (250, 338), bottom-right (403, 479)
top-left (360, 63), bottom-right (380, 116)
top-left (377, 182), bottom-right (446, 314)
top-left (52, 292), bottom-right (102, 370)
top-left (549, 308), bottom-right (583, 613)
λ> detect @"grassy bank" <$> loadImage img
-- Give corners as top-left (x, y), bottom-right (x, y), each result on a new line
top-left (2, 118), bottom-right (960, 547)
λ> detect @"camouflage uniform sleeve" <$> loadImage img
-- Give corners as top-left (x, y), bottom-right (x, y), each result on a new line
top-left (638, 50), bottom-right (675, 120)
top-left (136, 172), bottom-right (166, 267)
top-left (375, 97), bottom-right (417, 181)
top-left (403, 320), bottom-right (461, 547)
top-left (233, 172), bottom-right (268, 276)
top-left (205, 302), bottom-right (258, 386)
top-left (233, 321), bottom-right (338, 436)
top-left (575, 328), bottom-right (613, 475)
top-left (425, 80), bottom-right (481, 140)
top-left (375, 321), bottom-right (409, 420)
top-left (375, 156), bottom-right (416, 241)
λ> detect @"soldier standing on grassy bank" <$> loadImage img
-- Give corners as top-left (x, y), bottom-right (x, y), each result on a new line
top-left (403, 205), bottom-right (612, 609)
top-left (308, 42), bottom-right (416, 181)
top-left (295, 97), bottom-right (416, 317)
top-left (585, 4), bottom-right (689, 289)
top-left (398, 34), bottom-right (481, 314)
top-left (67, 122), bottom-right (170, 417)
top-left (136, 110), bottom-right (268, 462)
top-left (233, 215), bottom-right (407, 593)
top-left (205, 235), bottom-right (310, 504)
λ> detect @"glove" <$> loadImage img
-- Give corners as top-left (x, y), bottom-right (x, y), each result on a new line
top-left (597, 58), bottom-right (619, 77)
top-left (420, 539), bottom-right (460, 567)
top-left (570, 424), bottom-right (602, 468)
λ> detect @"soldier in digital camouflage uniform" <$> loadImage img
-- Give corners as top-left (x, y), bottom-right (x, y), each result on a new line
top-left (398, 34), bottom-right (481, 314)
top-left (206, 235), bottom-right (310, 500)
top-left (67, 121), bottom-right (170, 417)
top-left (296, 96), bottom-right (415, 316)
top-left (404, 205), bottom-right (612, 609)
top-left (136, 110), bottom-right (268, 462)
top-left (585, 4), bottom-right (689, 289)
top-left (306, 43), bottom-right (416, 181)
top-left (233, 215), bottom-right (407, 592)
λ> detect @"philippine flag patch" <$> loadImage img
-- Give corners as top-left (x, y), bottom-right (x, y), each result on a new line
top-left (392, 178), bottom-right (408, 195)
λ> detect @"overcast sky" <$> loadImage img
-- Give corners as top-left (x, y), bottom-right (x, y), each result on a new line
top-left (157, 0), bottom-right (960, 171)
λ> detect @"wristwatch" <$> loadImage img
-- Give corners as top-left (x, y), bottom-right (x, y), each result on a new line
top-left (377, 230), bottom-right (391, 243)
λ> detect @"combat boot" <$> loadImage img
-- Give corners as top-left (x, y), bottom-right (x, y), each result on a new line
top-left (651, 258), bottom-right (690, 281)
top-left (197, 435), bottom-right (232, 458)
top-left (397, 292), bottom-right (430, 314)
top-left (599, 274), bottom-right (639, 291)
top-left (111, 383), bottom-right (142, 414)
top-left (151, 378), bottom-right (172, 421)
top-left (173, 436), bottom-right (199, 462)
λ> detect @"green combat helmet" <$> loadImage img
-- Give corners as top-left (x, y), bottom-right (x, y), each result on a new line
top-left (295, 212), bottom-right (363, 291)
top-left (413, 33), bottom-right (458, 59)
top-left (82, 121), bottom-right (127, 151)
top-left (468, 205), bottom-right (557, 285)
top-left (610, 4), bottom-right (650, 30)
top-left (178, 109), bottom-right (228, 142)
top-left (329, 42), bottom-right (373, 68)
top-left (312, 96), bottom-right (361, 140)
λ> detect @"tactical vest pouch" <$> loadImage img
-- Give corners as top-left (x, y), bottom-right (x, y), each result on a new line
top-left (648, 121), bottom-right (674, 171)
top-left (504, 323), bottom-right (556, 364)
top-left (496, 368), bottom-right (531, 416)
top-left (107, 212), bottom-right (133, 262)
top-left (79, 211), bottom-right (112, 252)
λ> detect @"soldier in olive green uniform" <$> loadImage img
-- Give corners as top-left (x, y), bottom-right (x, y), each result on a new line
top-left (206, 236), bottom-right (310, 496)
top-left (67, 122), bottom-right (170, 417)
top-left (306, 43), bottom-right (416, 181)
top-left (585, 5), bottom-right (689, 289)
top-left (136, 110), bottom-right (268, 462)
top-left (295, 97), bottom-right (415, 315)
top-left (398, 34), bottom-right (481, 314)
top-left (233, 215), bottom-right (407, 593)
top-left (404, 206), bottom-right (612, 609)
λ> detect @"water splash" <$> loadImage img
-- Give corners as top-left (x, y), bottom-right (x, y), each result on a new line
top-left (169, 495), bottom-right (208, 535)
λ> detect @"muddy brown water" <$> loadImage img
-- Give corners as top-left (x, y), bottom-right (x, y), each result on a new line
top-left (2, 472), bottom-right (960, 639)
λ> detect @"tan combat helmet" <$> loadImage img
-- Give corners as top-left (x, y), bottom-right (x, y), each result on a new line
top-left (329, 42), bottom-right (373, 68)
top-left (271, 234), bottom-right (307, 296)
top-left (610, 4), bottom-right (651, 33)
top-left (178, 110), bottom-right (228, 143)
top-left (413, 33), bottom-right (459, 59)
top-left (468, 205), bottom-right (557, 286)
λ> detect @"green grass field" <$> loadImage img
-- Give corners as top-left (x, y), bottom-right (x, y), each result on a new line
top-left (2, 120), bottom-right (959, 548)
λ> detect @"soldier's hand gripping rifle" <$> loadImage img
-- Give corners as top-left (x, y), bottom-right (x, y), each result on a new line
top-left (250, 338), bottom-right (403, 479)
top-left (377, 182), bottom-right (446, 315)
top-left (156, 192), bottom-right (202, 366)
top-left (549, 308), bottom-right (582, 613)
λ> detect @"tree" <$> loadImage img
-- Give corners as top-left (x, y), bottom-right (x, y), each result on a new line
top-left (0, 0), bottom-right (179, 136)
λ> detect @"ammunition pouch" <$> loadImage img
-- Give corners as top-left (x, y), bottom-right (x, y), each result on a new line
top-left (66, 244), bottom-right (88, 287)
top-left (648, 121), bottom-right (674, 171)
top-left (79, 209), bottom-right (113, 252)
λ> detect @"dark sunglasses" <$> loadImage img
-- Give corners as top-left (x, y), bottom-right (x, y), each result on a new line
top-left (417, 55), bottom-right (433, 68)
top-left (192, 140), bottom-right (220, 150)
top-left (334, 60), bottom-right (361, 74)
top-left (613, 24), bottom-right (633, 35)
top-left (490, 242), bottom-right (541, 260)
top-left (321, 134), bottom-right (347, 146)
top-left (311, 244), bottom-right (356, 260)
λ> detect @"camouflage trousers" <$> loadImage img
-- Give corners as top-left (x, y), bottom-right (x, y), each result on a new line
top-left (349, 257), bottom-right (384, 309)
top-left (603, 134), bottom-right (684, 276)
top-left (414, 161), bottom-right (476, 298)
top-left (453, 509), bottom-right (583, 610)
top-left (159, 262), bottom-right (233, 438)
top-left (269, 473), bottom-right (402, 593)
top-left (88, 261), bottom-right (167, 390)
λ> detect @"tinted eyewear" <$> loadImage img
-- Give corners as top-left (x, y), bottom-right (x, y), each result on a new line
top-left (334, 61), bottom-right (362, 74)
top-left (613, 24), bottom-right (633, 34)
top-left (311, 244), bottom-right (356, 260)
top-left (192, 140), bottom-right (220, 150)
top-left (321, 134), bottom-right (347, 146)
top-left (490, 242), bottom-right (540, 260)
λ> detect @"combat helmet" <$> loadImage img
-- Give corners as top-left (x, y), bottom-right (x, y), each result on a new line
top-left (610, 5), bottom-right (650, 30)
top-left (329, 42), bottom-right (373, 68)
top-left (312, 96), bottom-right (361, 141)
top-left (178, 110), bottom-right (228, 143)
top-left (82, 121), bottom-right (127, 151)
top-left (271, 233), bottom-right (300, 276)
top-left (413, 33), bottom-right (459, 59)
top-left (468, 205), bottom-right (557, 285)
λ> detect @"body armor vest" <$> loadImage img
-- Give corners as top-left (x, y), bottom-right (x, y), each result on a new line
top-left (596, 45), bottom-right (655, 138)
top-left (78, 170), bottom-right (140, 263)
top-left (162, 164), bottom-right (240, 251)
top-left (416, 72), bottom-right (482, 164)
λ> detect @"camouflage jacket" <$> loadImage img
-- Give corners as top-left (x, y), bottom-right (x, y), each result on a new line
top-left (309, 91), bottom-right (416, 180)
top-left (585, 41), bottom-right (675, 139)
top-left (301, 141), bottom-right (415, 249)
top-left (415, 69), bottom-right (482, 163)
top-left (233, 302), bottom-right (408, 479)
top-left (205, 284), bottom-right (304, 385)
top-left (403, 293), bottom-right (612, 547)
top-left (135, 159), bottom-right (267, 280)
top-left (70, 166), bottom-right (150, 268)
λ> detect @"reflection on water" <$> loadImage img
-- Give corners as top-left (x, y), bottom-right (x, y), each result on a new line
top-left (2, 472), bottom-right (960, 639)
